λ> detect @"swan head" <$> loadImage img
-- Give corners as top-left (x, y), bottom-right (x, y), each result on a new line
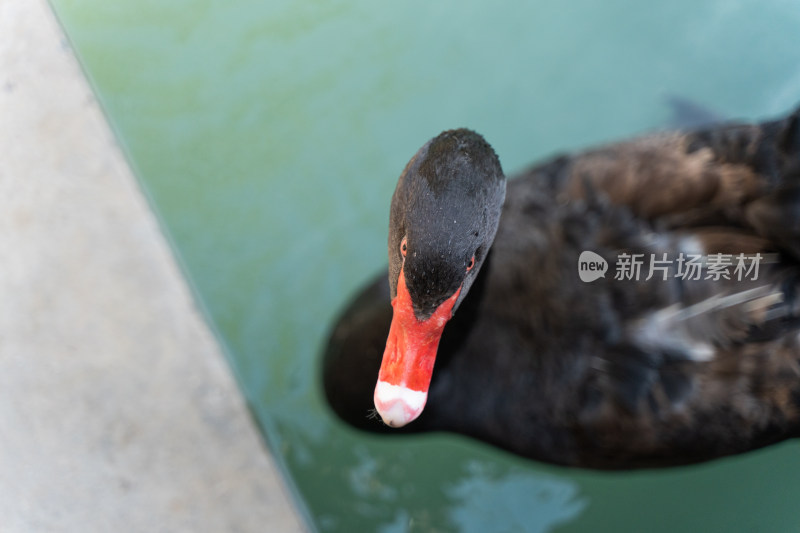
top-left (374, 129), bottom-right (506, 427)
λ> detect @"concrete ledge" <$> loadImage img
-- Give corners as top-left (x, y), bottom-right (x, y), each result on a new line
top-left (0, 1), bottom-right (306, 531)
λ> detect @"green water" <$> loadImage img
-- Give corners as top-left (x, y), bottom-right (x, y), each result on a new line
top-left (49, 1), bottom-right (800, 531)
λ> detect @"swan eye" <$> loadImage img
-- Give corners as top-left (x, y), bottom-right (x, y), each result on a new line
top-left (466, 255), bottom-right (475, 271)
top-left (400, 238), bottom-right (408, 257)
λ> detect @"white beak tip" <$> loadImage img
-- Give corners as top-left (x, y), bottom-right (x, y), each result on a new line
top-left (373, 381), bottom-right (427, 428)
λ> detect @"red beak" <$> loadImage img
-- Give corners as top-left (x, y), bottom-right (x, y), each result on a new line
top-left (373, 270), bottom-right (460, 427)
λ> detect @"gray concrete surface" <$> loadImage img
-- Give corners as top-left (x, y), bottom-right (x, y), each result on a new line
top-left (0, 1), bottom-right (307, 531)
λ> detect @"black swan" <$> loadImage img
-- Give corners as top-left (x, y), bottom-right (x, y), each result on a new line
top-left (323, 106), bottom-right (800, 469)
